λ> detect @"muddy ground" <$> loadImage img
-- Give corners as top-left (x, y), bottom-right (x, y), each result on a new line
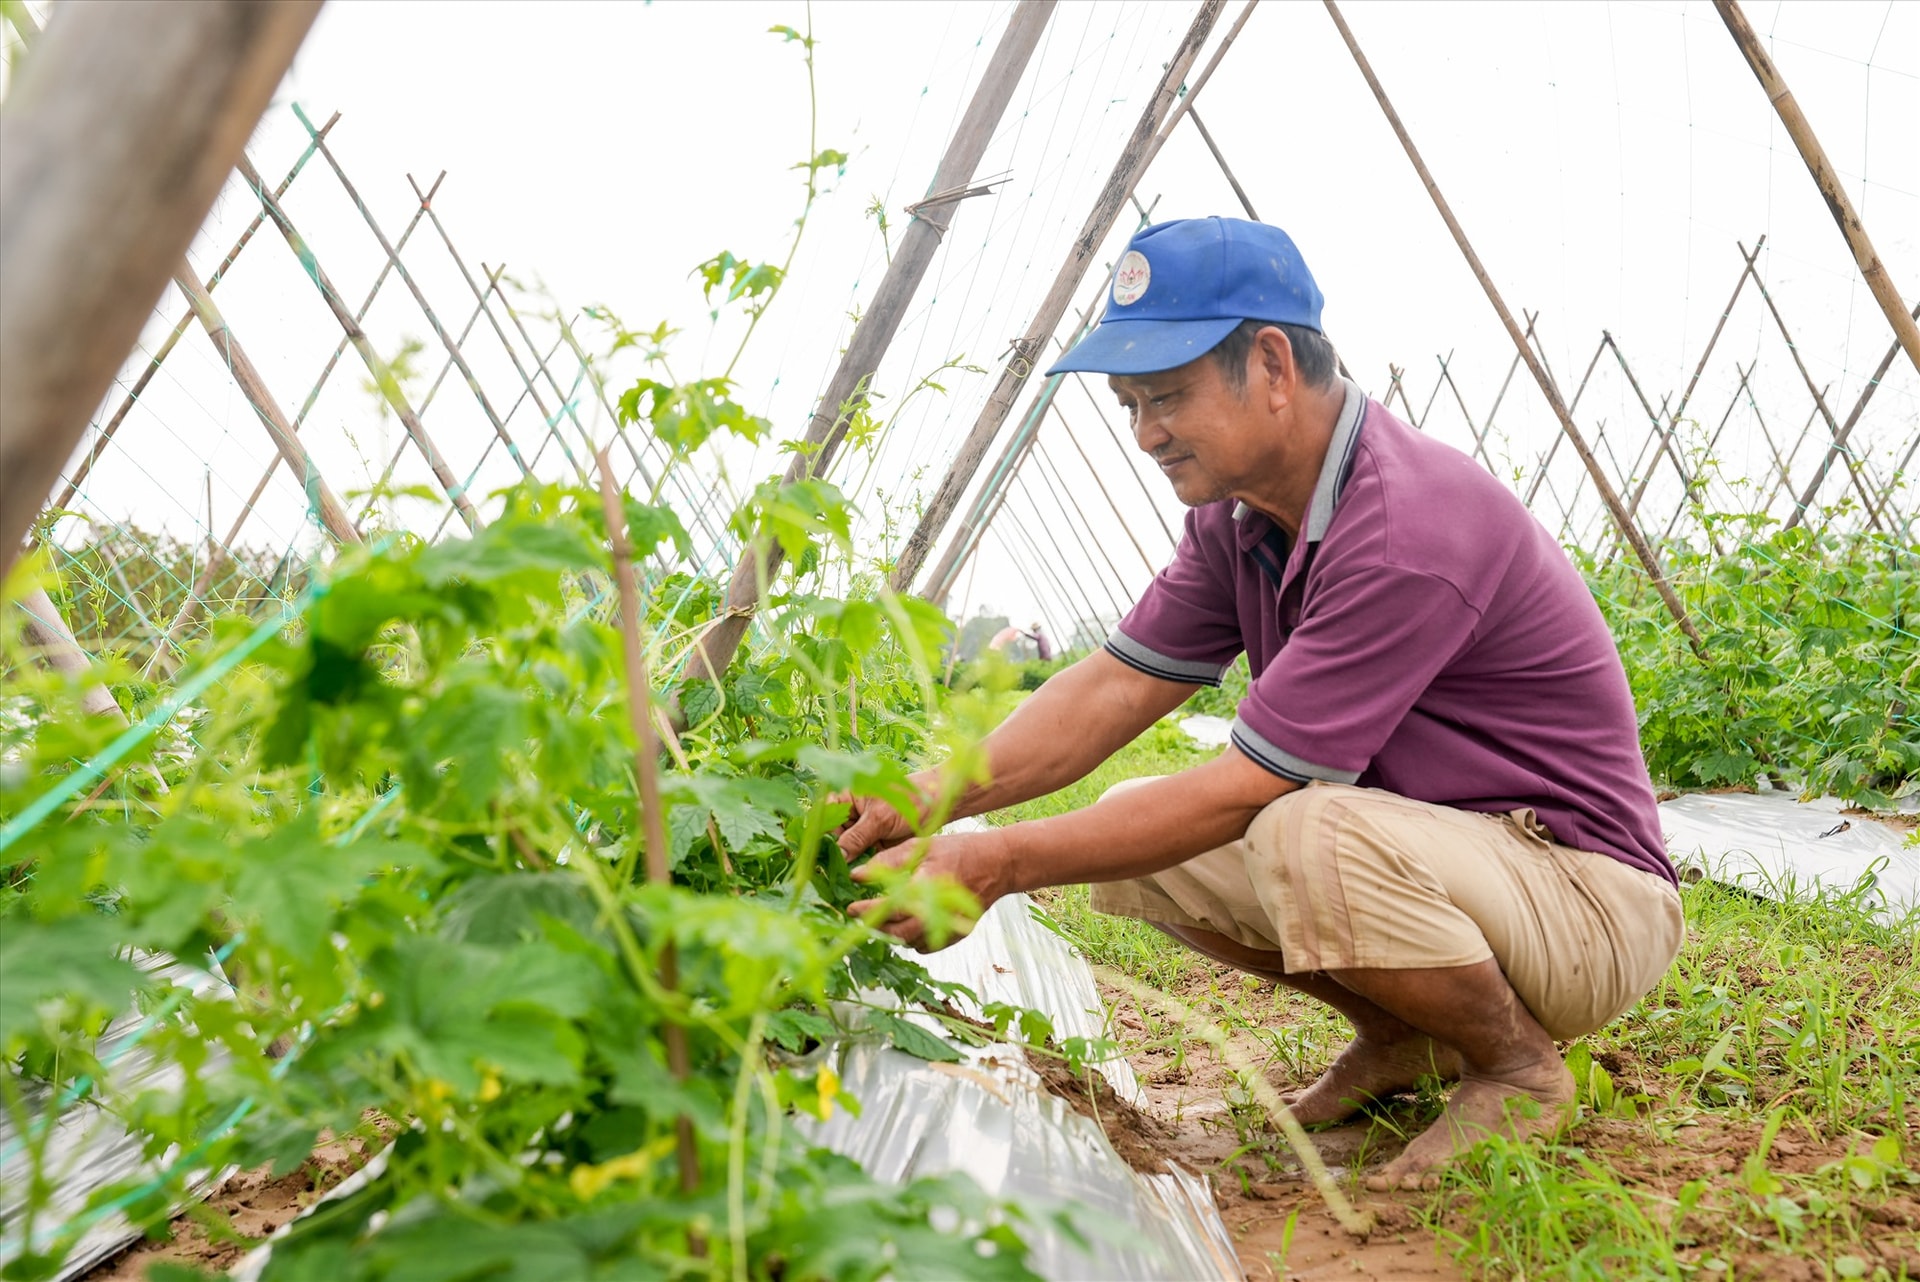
top-left (1065, 969), bottom-right (1920, 1281)
top-left (81, 1131), bottom-right (381, 1281)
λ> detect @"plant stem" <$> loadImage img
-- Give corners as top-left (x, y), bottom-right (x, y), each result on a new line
top-left (596, 448), bottom-right (701, 1205)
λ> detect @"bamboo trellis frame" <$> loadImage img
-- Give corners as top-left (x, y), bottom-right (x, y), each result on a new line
top-left (35, 103), bottom-right (741, 675)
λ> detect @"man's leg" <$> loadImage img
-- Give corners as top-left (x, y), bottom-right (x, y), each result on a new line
top-left (1324, 960), bottom-right (1573, 1190)
top-left (1091, 781), bottom-right (1679, 1186)
top-left (1155, 924), bottom-right (1569, 1188)
top-left (1155, 924), bottom-right (1463, 1124)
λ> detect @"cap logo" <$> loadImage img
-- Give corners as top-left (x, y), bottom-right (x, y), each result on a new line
top-left (1112, 250), bottom-right (1150, 306)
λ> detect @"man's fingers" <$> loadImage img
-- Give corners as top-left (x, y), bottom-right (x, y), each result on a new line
top-left (837, 813), bottom-right (878, 856)
top-left (849, 841), bottom-right (918, 882)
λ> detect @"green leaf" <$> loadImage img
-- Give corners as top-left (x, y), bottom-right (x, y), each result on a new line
top-left (766, 1008), bottom-right (835, 1053)
top-left (0, 916), bottom-right (142, 1046)
top-left (869, 1010), bottom-right (962, 1063)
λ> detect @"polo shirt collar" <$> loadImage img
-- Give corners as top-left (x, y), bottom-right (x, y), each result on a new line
top-left (1231, 376), bottom-right (1367, 548)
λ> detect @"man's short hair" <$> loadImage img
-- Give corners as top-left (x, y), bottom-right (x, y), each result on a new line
top-left (1210, 319), bottom-right (1338, 393)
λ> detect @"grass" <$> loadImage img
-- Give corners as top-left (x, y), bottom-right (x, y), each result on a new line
top-left (988, 721), bottom-right (1920, 1281)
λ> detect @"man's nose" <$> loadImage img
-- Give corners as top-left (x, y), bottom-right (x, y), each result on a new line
top-left (1133, 408), bottom-right (1169, 453)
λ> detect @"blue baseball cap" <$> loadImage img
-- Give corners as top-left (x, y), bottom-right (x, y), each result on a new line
top-left (1046, 217), bottom-right (1325, 377)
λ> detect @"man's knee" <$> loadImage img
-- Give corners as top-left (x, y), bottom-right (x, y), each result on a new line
top-left (1245, 781), bottom-right (1352, 878)
top-left (1096, 775), bottom-right (1163, 804)
top-left (1153, 921), bottom-right (1288, 978)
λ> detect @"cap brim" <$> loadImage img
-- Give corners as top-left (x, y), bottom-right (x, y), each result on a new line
top-left (1045, 316), bottom-right (1241, 377)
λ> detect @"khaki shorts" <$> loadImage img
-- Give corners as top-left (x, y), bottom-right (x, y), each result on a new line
top-left (1090, 780), bottom-right (1685, 1040)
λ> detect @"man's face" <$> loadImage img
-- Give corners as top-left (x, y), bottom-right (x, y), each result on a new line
top-left (1109, 351), bottom-right (1269, 507)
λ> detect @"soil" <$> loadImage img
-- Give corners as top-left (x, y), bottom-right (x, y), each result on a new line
top-left (1036, 971), bottom-right (1469, 1280)
top-left (1047, 967), bottom-right (1920, 1282)
top-left (80, 1129), bottom-right (385, 1281)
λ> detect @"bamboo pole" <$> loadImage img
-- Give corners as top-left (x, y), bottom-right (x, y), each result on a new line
top-left (1029, 438), bottom-right (1130, 618)
top-left (1071, 372), bottom-right (1181, 550)
top-left (1322, 0), bottom-right (1704, 655)
top-left (168, 171), bottom-right (449, 655)
top-left (593, 447), bottom-right (700, 1200)
top-left (683, 0), bottom-right (1058, 681)
top-left (286, 113), bottom-right (552, 484)
top-left (921, 293), bottom-right (1108, 605)
top-left (917, 0), bottom-right (1270, 605)
top-left (1522, 335), bottom-right (1608, 510)
top-left (233, 152), bottom-right (482, 532)
top-left (49, 113), bottom-right (340, 523)
top-left (892, 0), bottom-right (1232, 597)
top-left (405, 174), bottom-right (592, 485)
top-left (173, 270), bottom-right (362, 547)
top-left (1050, 400), bottom-right (1159, 577)
top-left (0, 0), bottom-right (323, 579)
top-left (14, 587), bottom-right (125, 723)
top-left (1733, 239), bottom-right (1887, 529)
top-left (1608, 336), bottom-right (1717, 551)
top-left (1786, 303), bottom-right (1919, 532)
top-left (1714, 0), bottom-right (1920, 377)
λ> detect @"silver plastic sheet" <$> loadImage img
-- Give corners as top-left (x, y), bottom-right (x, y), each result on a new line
top-left (1662, 791), bottom-right (1917, 922)
top-left (803, 1038), bottom-right (1239, 1281)
top-left (1178, 715), bottom-right (1233, 749)
top-left (1, 951), bottom-right (235, 1282)
top-left (914, 884), bottom-right (1144, 1107)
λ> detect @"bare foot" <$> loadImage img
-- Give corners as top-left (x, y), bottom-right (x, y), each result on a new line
top-left (1282, 1035), bottom-right (1465, 1126)
top-left (1364, 1057), bottom-right (1575, 1192)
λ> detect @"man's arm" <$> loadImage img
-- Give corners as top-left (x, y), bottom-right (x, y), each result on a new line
top-left (836, 649), bottom-right (1196, 854)
top-left (989, 745), bottom-right (1295, 894)
top-left (848, 741), bottom-right (1297, 946)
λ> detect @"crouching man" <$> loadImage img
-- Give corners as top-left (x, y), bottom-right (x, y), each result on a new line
top-left (840, 217), bottom-right (1683, 1189)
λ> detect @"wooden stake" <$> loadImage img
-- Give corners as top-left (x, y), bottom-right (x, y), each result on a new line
top-left (1786, 302), bottom-right (1920, 531)
top-left (685, 0), bottom-right (1057, 681)
top-left (46, 114), bottom-right (342, 528)
top-left (891, 0), bottom-right (1231, 595)
top-left (1322, 0), bottom-right (1705, 657)
top-left (1714, 0), bottom-right (1920, 378)
top-left (172, 269), bottom-right (363, 547)
top-left (234, 153), bottom-right (483, 533)
top-left (595, 448), bottom-right (698, 1198)
top-left (13, 587), bottom-right (125, 724)
top-left (0, 0), bottom-right (322, 579)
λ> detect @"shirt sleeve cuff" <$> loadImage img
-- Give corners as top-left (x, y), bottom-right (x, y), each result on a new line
top-left (1230, 716), bottom-right (1361, 784)
top-left (1103, 629), bottom-right (1229, 686)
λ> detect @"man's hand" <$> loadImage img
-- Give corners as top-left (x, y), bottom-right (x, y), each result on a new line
top-left (832, 785), bottom-right (926, 859)
top-left (846, 828), bottom-right (1011, 952)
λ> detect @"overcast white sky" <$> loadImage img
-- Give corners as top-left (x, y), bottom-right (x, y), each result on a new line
top-left (23, 0), bottom-right (1919, 641)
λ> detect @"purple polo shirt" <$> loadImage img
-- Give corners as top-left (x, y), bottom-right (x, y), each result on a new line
top-left (1107, 381), bottom-right (1675, 885)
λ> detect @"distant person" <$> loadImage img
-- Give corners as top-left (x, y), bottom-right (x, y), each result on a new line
top-left (836, 217), bottom-right (1682, 1190)
top-left (986, 625), bottom-right (1027, 657)
top-left (1024, 622), bottom-right (1054, 661)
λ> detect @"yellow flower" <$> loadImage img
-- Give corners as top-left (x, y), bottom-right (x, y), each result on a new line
top-left (813, 1063), bottom-right (840, 1120)
top-left (569, 1135), bottom-right (678, 1202)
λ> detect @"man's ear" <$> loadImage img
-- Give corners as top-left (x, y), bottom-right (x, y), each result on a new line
top-left (1257, 325), bottom-right (1297, 409)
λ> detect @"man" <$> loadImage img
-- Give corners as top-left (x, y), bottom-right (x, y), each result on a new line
top-left (842, 217), bottom-right (1683, 1190)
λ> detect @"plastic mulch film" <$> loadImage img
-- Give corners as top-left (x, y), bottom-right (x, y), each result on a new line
top-left (803, 886), bottom-right (1236, 1278)
top-left (802, 1037), bottom-right (1240, 1281)
top-left (913, 882), bottom-right (1144, 1106)
top-left (1661, 792), bottom-right (1917, 923)
top-left (2, 952), bottom-right (237, 1282)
